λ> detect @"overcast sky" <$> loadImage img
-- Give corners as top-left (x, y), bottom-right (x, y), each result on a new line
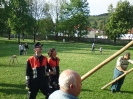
top-left (45, 0), bottom-right (133, 15)
top-left (88, 0), bottom-right (133, 15)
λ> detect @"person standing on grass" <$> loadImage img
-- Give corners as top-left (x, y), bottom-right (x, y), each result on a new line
top-left (24, 43), bottom-right (29, 55)
top-left (91, 43), bottom-right (95, 53)
top-left (19, 43), bottom-right (24, 55)
top-left (99, 46), bottom-right (102, 54)
top-left (47, 48), bottom-right (60, 92)
top-left (48, 69), bottom-right (82, 99)
top-left (25, 42), bottom-right (52, 99)
top-left (111, 52), bottom-right (133, 93)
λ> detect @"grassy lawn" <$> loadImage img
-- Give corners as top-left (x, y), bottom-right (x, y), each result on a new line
top-left (0, 37), bottom-right (133, 99)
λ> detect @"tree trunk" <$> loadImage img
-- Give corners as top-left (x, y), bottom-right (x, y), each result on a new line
top-left (22, 32), bottom-right (24, 41)
top-left (33, 32), bottom-right (36, 43)
top-left (55, 32), bottom-right (58, 40)
top-left (113, 37), bottom-right (116, 45)
top-left (8, 28), bottom-right (11, 40)
top-left (8, 32), bottom-right (10, 40)
top-left (18, 33), bottom-right (20, 44)
top-left (33, 27), bottom-right (36, 43)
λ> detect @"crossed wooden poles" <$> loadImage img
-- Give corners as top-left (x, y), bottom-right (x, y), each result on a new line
top-left (81, 40), bottom-right (133, 89)
top-left (101, 68), bottom-right (133, 90)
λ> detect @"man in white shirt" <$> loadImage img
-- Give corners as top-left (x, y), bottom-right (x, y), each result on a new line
top-left (111, 52), bottom-right (133, 93)
top-left (19, 43), bottom-right (24, 55)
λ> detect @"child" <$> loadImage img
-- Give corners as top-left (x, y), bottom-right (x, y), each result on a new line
top-left (91, 43), bottom-right (95, 53)
top-left (100, 46), bottom-right (102, 54)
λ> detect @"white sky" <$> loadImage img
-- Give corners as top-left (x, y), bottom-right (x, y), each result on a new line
top-left (88, 0), bottom-right (133, 15)
top-left (45, 0), bottom-right (133, 15)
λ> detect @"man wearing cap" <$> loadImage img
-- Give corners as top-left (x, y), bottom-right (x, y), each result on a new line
top-left (25, 42), bottom-right (52, 99)
top-left (111, 52), bottom-right (133, 93)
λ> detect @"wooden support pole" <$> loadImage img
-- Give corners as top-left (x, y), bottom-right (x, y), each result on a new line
top-left (9, 55), bottom-right (18, 66)
top-left (81, 40), bottom-right (133, 82)
top-left (101, 68), bottom-right (133, 90)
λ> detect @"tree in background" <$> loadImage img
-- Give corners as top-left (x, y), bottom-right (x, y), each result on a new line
top-left (0, 6), bottom-right (6, 36)
top-left (105, 0), bottom-right (133, 45)
top-left (0, 0), bottom-right (12, 39)
top-left (27, 0), bottom-right (47, 42)
top-left (38, 17), bottom-right (54, 38)
top-left (44, 0), bottom-right (68, 39)
top-left (0, 0), bottom-right (55, 42)
top-left (58, 0), bottom-right (90, 40)
top-left (1, 0), bottom-right (34, 43)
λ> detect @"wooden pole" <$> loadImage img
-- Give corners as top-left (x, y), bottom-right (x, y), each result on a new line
top-left (81, 40), bottom-right (133, 82)
top-left (101, 68), bottom-right (133, 90)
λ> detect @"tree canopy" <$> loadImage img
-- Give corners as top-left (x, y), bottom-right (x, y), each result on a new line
top-left (58, 0), bottom-right (90, 39)
top-left (105, 0), bottom-right (133, 44)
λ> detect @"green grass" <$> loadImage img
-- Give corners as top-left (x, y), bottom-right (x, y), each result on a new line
top-left (0, 37), bottom-right (133, 99)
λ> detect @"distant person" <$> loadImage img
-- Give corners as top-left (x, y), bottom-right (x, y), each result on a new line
top-left (24, 43), bottom-right (29, 55)
top-left (48, 48), bottom-right (60, 92)
top-left (111, 52), bottom-right (133, 93)
top-left (25, 42), bottom-right (52, 99)
top-left (91, 43), bottom-right (95, 53)
top-left (48, 69), bottom-right (82, 99)
top-left (46, 35), bottom-right (48, 40)
top-left (99, 46), bottom-right (102, 54)
top-left (19, 43), bottom-right (24, 55)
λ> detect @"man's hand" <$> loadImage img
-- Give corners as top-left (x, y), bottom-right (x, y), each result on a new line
top-left (25, 86), bottom-right (30, 90)
top-left (124, 70), bottom-right (128, 74)
top-left (26, 79), bottom-right (30, 91)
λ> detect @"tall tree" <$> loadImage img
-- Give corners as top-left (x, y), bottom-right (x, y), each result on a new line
top-left (4, 0), bottom-right (30, 43)
top-left (59, 0), bottom-right (90, 40)
top-left (0, 7), bottom-right (6, 36)
top-left (1, 0), bottom-right (12, 39)
top-left (45, 0), bottom-right (68, 39)
top-left (38, 17), bottom-right (54, 37)
top-left (27, 0), bottom-right (46, 42)
top-left (105, 0), bottom-right (133, 44)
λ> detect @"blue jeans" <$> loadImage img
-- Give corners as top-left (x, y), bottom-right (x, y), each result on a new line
top-left (111, 68), bottom-right (125, 91)
top-left (20, 50), bottom-right (23, 55)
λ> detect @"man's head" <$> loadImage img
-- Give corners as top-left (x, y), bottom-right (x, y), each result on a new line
top-left (34, 42), bottom-right (43, 48)
top-left (124, 52), bottom-right (130, 60)
top-left (34, 42), bottom-right (43, 55)
top-left (59, 69), bottom-right (82, 97)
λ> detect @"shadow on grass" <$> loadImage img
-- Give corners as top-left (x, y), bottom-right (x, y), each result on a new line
top-left (121, 90), bottom-right (133, 94)
top-left (81, 88), bottom-right (93, 92)
top-left (0, 89), bottom-right (26, 94)
top-left (0, 64), bottom-right (25, 68)
top-left (0, 83), bottom-right (25, 89)
top-left (104, 89), bottom-right (133, 94)
top-left (0, 83), bottom-right (26, 94)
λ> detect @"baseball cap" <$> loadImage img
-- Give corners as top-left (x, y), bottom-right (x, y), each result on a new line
top-left (34, 42), bottom-right (43, 48)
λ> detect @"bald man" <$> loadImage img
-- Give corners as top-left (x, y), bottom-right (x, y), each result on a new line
top-left (48, 69), bottom-right (82, 99)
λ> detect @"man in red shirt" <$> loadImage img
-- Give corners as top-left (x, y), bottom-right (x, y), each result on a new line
top-left (26, 42), bottom-right (52, 99)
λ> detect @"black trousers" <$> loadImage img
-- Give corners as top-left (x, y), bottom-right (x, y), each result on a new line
top-left (49, 75), bottom-right (59, 92)
top-left (28, 85), bottom-right (52, 99)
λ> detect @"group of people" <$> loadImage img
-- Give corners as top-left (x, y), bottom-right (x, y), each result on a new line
top-left (91, 43), bottom-right (102, 54)
top-left (25, 42), bottom-right (133, 99)
top-left (19, 43), bottom-right (29, 55)
top-left (25, 42), bottom-right (82, 99)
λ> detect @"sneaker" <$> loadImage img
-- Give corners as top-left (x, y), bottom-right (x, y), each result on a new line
top-left (117, 91), bottom-right (122, 93)
top-left (111, 89), bottom-right (116, 93)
